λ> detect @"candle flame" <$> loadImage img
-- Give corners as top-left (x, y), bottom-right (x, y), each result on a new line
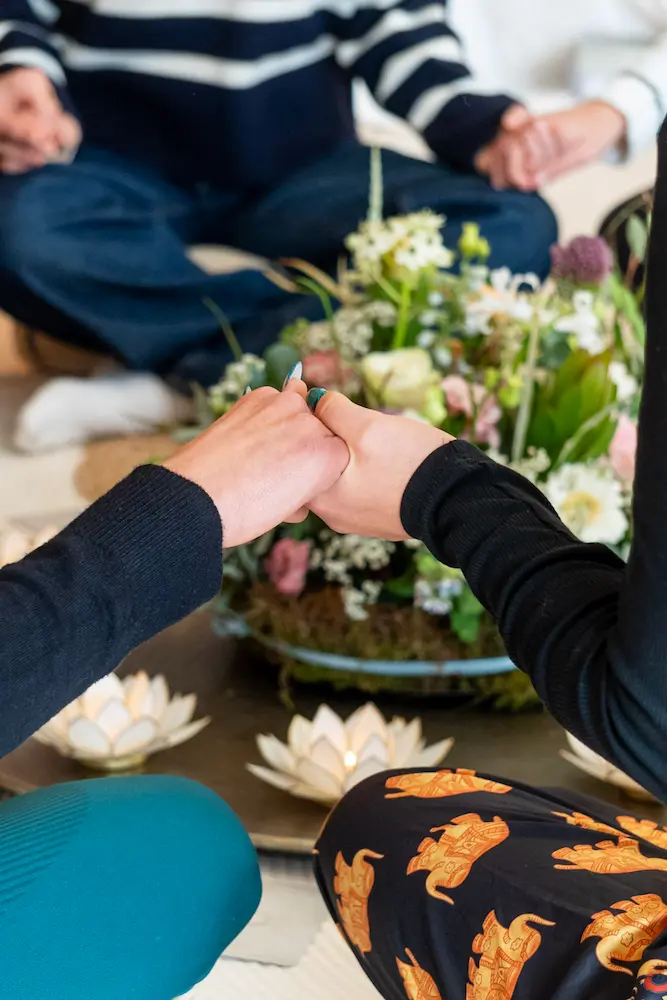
top-left (344, 750), bottom-right (357, 770)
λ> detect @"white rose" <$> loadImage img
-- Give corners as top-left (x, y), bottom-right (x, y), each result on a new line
top-left (361, 348), bottom-right (437, 410)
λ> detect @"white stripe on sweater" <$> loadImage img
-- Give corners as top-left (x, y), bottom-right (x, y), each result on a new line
top-left (59, 34), bottom-right (336, 88)
top-left (0, 46), bottom-right (65, 82)
top-left (375, 34), bottom-right (462, 102)
top-left (55, 0), bottom-right (404, 23)
top-left (408, 76), bottom-right (502, 129)
top-left (337, 3), bottom-right (448, 67)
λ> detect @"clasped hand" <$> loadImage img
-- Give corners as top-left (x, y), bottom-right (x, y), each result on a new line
top-left (164, 379), bottom-right (452, 547)
top-left (475, 101), bottom-right (627, 192)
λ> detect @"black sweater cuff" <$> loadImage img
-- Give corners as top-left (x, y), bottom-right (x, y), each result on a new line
top-left (68, 465), bottom-right (223, 642)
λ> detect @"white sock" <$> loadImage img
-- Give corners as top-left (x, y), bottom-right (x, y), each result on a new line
top-left (14, 373), bottom-right (194, 453)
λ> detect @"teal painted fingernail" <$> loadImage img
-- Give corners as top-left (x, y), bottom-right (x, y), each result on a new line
top-left (243, 386), bottom-right (252, 395)
top-left (282, 361), bottom-right (303, 388)
top-left (307, 387), bottom-right (327, 412)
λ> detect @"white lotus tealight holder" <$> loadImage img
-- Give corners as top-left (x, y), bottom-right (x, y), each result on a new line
top-left (34, 672), bottom-right (210, 771)
top-left (561, 732), bottom-right (655, 802)
top-left (248, 702), bottom-right (453, 805)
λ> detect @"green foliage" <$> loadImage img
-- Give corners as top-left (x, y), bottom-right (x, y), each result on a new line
top-left (527, 350), bottom-right (616, 463)
top-left (450, 587), bottom-right (484, 644)
top-left (263, 342), bottom-right (301, 389)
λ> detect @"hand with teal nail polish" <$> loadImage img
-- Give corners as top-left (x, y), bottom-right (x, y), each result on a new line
top-left (307, 387), bottom-right (327, 412)
top-left (165, 385), bottom-right (348, 548)
top-left (282, 361), bottom-right (303, 389)
top-left (308, 391), bottom-right (454, 540)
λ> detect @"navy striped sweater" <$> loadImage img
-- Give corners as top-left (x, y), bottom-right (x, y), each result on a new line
top-left (1, 1), bottom-right (514, 190)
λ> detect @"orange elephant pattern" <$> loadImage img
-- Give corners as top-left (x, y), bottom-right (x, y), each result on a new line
top-left (334, 848), bottom-right (384, 953)
top-left (396, 948), bottom-right (443, 1000)
top-left (407, 812), bottom-right (510, 904)
top-left (553, 838), bottom-right (667, 875)
top-left (466, 910), bottom-right (555, 1000)
top-left (385, 769), bottom-right (512, 800)
top-left (617, 817), bottom-right (667, 852)
top-left (553, 811), bottom-right (623, 838)
top-left (581, 894), bottom-right (667, 976)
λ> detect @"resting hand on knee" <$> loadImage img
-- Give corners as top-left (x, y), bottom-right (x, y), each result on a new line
top-left (0, 68), bottom-right (81, 174)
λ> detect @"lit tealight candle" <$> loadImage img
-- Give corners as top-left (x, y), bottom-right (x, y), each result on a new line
top-left (344, 750), bottom-right (357, 770)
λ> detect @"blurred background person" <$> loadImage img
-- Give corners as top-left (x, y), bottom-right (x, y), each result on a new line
top-left (0, 0), bottom-right (556, 452)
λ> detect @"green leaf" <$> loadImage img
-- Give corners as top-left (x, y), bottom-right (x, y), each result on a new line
top-left (626, 214), bottom-right (648, 263)
top-left (450, 610), bottom-right (482, 644)
top-left (553, 349), bottom-right (591, 397)
top-left (263, 342), bottom-right (302, 389)
top-left (384, 575), bottom-right (416, 599)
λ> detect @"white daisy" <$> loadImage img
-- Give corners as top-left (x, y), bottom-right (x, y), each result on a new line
top-left (544, 464), bottom-right (629, 544)
top-left (609, 361), bottom-right (639, 403)
top-left (554, 291), bottom-right (605, 355)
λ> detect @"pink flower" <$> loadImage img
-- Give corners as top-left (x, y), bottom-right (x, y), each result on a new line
top-left (265, 538), bottom-right (310, 597)
top-left (610, 415), bottom-right (637, 483)
top-left (302, 350), bottom-right (355, 390)
top-left (442, 375), bottom-right (473, 417)
top-left (472, 385), bottom-right (502, 449)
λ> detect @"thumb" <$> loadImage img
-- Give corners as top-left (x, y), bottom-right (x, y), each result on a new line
top-left (501, 104), bottom-right (532, 132)
top-left (309, 389), bottom-right (369, 440)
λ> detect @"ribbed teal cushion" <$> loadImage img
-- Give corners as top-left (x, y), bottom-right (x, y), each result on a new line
top-left (0, 776), bottom-right (261, 999)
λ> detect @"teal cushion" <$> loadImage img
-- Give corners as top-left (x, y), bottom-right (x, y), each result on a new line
top-left (0, 776), bottom-right (261, 999)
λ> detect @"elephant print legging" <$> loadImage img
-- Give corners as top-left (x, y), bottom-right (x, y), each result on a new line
top-left (313, 768), bottom-right (667, 1000)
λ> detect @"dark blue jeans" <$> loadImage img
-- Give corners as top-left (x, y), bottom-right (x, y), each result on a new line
top-left (0, 144), bottom-right (557, 386)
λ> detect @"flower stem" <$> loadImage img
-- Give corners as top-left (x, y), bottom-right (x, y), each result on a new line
top-left (203, 297), bottom-right (243, 361)
top-left (393, 281), bottom-right (411, 349)
top-left (368, 147), bottom-right (383, 223)
top-left (511, 312), bottom-right (541, 464)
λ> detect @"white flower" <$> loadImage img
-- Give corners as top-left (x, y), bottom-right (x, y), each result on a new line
top-left (414, 576), bottom-right (464, 616)
top-left (342, 581), bottom-right (382, 621)
top-left (209, 353), bottom-right (266, 405)
top-left (609, 361), bottom-right (639, 403)
top-left (464, 267), bottom-right (541, 334)
top-left (428, 291), bottom-right (444, 307)
top-left (312, 533), bottom-right (395, 590)
top-left (508, 448), bottom-right (551, 483)
top-left (361, 347), bottom-right (437, 409)
top-left (417, 330), bottom-right (436, 349)
top-left (33, 672), bottom-right (209, 771)
top-left (346, 211), bottom-right (454, 282)
top-left (248, 703), bottom-right (454, 805)
top-left (544, 463), bottom-right (628, 544)
top-left (561, 733), bottom-right (655, 802)
top-left (554, 291), bottom-right (604, 355)
top-left (419, 309), bottom-right (440, 328)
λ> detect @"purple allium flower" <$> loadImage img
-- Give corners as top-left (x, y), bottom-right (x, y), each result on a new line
top-left (550, 236), bottom-right (614, 285)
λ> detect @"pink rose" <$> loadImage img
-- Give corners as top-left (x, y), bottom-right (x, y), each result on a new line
top-left (302, 350), bottom-right (354, 390)
top-left (265, 538), bottom-right (310, 597)
top-left (610, 415), bottom-right (637, 483)
top-left (441, 375), bottom-right (473, 417)
top-left (471, 385), bottom-right (501, 448)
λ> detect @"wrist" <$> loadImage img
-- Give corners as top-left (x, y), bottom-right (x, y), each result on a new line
top-left (585, 99), bottom-right (627, 148)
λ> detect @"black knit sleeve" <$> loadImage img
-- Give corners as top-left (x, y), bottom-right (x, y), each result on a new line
top-left (401, 123), bottom-right (667, 804)
top-left (0, 465), bottom-right (222, 757)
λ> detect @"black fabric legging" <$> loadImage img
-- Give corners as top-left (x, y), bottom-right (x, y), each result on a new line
top-left (314, 768), bottom-right (667, 1000)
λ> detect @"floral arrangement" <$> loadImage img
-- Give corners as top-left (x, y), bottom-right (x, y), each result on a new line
top-left (195, 156), bottom-right (646, 709)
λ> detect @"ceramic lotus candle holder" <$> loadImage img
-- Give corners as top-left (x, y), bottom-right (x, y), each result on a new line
top-left (561, 732), bottom-right (655, 802)
top-left (34, 672), bottom-right (210, 771)
top-left (248, 702), bottom-right (453, 805)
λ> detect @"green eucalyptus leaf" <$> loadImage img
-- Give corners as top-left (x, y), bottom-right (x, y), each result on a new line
top-left (263, 342), bottom-right (302, 388)
top-left (626, 214), bottom-right (648, 263)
